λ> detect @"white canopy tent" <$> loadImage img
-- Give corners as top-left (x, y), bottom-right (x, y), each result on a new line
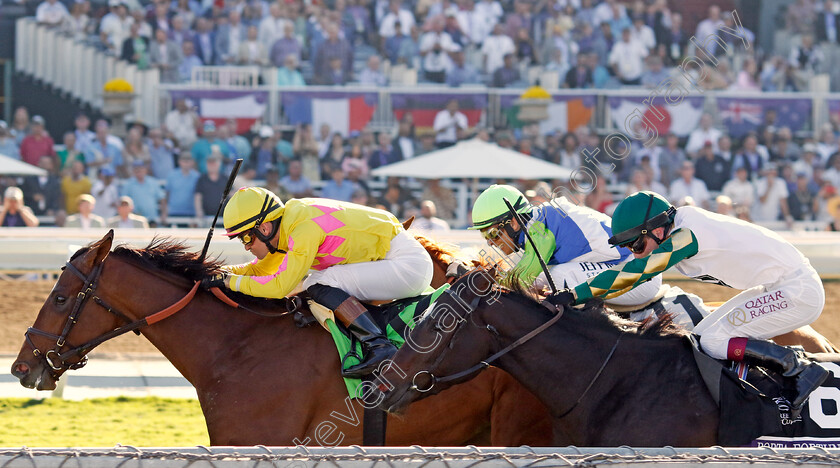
top-left (371, 139), bottom-right (576, 226)
top-left (0, 154), bottom-right (48, 176)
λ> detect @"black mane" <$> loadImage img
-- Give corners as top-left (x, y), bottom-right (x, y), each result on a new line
top-left (112, 237), bottom-right (224, 281)
top-left (492, 269), bottom-right (686, 340)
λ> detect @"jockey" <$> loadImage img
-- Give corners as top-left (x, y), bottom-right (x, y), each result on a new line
top-left (570, 191), bottom-right (829, 409)
top-left (469, 184), bottom-right (663, 308)
top-left (204, 187), bottom-right (434, 378)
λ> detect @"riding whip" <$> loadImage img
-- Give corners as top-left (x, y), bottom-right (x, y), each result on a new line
top-left (503, 197), bottom-right (558, 295)
top-left (199, 158), bottom-right (243, 262)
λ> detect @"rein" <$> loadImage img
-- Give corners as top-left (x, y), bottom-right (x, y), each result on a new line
top-left (25, 255), bottom-right (300, 376)
top-left (408, 291), bottom-right (623, 419)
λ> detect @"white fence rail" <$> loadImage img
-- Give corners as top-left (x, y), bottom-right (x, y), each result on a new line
top-left (15, 18), bottom-right (159, 125)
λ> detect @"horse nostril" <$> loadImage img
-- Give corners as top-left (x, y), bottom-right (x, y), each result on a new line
top-left (12, 362), bottom-right (30, 378)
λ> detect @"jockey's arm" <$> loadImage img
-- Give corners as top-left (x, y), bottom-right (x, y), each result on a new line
top-left (573, 228), bottom-right (699, 303)
top-left (514, 219), bottom-right (557, 285)
top-left (226, 224), bottom-right (321, 299)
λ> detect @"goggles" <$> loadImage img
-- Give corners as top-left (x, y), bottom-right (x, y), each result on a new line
top-left (481, 219), bottom-right (511, 242)
top-left (236, 229), bottom-right (256, 247)
top-left (618, 235), bottom-right (648, 254)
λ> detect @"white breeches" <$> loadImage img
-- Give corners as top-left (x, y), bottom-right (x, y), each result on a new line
top-left (693, 263), bottom-right (825, 359)
top-left (302, 231), bottom-right (434, 302)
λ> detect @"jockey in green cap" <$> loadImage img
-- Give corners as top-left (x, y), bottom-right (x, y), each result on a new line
top-left (202, 187), bottom-right (433, 378)
top-left (570, 190), bottom-right (829, 410)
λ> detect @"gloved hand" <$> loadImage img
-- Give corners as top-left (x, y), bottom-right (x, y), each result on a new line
top-left (200, 271), bottom-right (229, 290)
top-left (548, 288), bottom-right (576, 307)
top-left (445, 261), bottom-right (469, 279)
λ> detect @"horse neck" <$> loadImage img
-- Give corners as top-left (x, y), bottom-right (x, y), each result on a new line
top-left (101, 257), bottom-right (284, 386)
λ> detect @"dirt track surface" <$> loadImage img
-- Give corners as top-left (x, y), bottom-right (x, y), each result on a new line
top-left (1, 279), bottom-right (840, 355)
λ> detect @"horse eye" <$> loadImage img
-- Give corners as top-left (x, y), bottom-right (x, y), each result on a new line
top-left (54, 296), bottom-right (67, 305)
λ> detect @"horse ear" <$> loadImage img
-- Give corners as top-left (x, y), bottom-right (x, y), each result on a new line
top-left (90, 230), bottom-right (114, 266)
top-left (402, 216), bottom-right (415, 230)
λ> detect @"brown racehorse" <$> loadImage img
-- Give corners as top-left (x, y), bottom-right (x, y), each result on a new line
top-left (10, 231), bottom-right (552, 446)
top-left (379, 268), bottom-right (838, 446)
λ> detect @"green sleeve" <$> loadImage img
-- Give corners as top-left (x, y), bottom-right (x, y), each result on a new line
top-left (574, 228), bottom-right (699, 302)
top-left (513, 219), bottom-right (557, 285)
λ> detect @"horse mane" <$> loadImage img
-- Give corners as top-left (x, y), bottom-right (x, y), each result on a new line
top-left (111, 237), bottom-right (224, 281)
top-left (490, 269), bottom-right (687, 340)
top-left (413, 233), bottom-right (490, 269)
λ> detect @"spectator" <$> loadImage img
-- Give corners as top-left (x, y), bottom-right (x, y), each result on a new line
top-left (717, 135), bottom-right (734, 163)
top-left (630, 14), bottom-right (655, 51)
top-left (149, 28), bottom-right (182, 83)
top-left (177, 40), bottom-right (203, 82)
top-left (168, 14), bottom-right (193, 47)
top-left (669, 161), bottom-right (710, 209)
top-left (640, 56), bottom-right (669, 88)
top-left (790, 33), bottom-right (823, 74)
top-left (0, 187), bottom-right (39, 227)
top-left (379, 0), bottom-right (416, 40)
top-left (490, 52), bottom-right (521, 88)
top-left (108, 196), bottom-right (149, 228)
top-left (280, 158), bottom-right (313, 198)
top-left (163, 99), bottom-right (201, 151)
top-left (191, 121), bottom-right (230, 174)
top-left (413, 200), bottom-right (450, 232)
top-left (216, 9), bottom-right (246, 65)
top-left (694, 5), bottom-right (723, 56)
top-left (270, 23), bottom-right (302, 67)
top-left (236, 25), bottom-right (269, 66)
top-left (36, 0), bottom-right (69, 27)
top-left (84, 119), bottom-right (122, 177)
top-left (193, 151), bottom-right (226, 225)
top-left (731, 56), bottom-right (761, 92)
top-left (72, 113), bottom-right (95, 153)
top-left (60, 160), bottom-right (92, 214)
top-left (0, 121), bottom-right (20, 161)
top-left (433, 99), bottom-right (468, 148)
top-left (321, 164), bottom-right (358, 202)
top-left (384, 22), bottom-right (410, 64)
top-left (481, 23), bottom-right (515, 74)
top-left (662, 12), bottom-right (687, 65)
top-left (100, 0), bottom-right (133, 55)
top-left (793, 143), bottom-right (820, 180)
top-left (250, 130), bottom-right (280, 178)
top-left (122, 126), bottom-right (151, 174)
top-left (685, 113), bottom-right (723, 155)
top-left (564, 53), bottom-right (593, 89)
top-left (90, 167), bottom-right (119, 219)
top-left (258, 2), bottom-right (291, 52)
top-left (149, 0), bottom-right (171, 37)
top-left (694, 141), bottom-right (730, 191)
top-left (393, 118), bottom-right (417, 160)
top-left (276, 54), bottom-right (306, 86)
top-left (817, 0), bottom-right (840, 44)
top-left (715, 195), bottom-right (735, 217)
top-left (473, 0), bottom-right (503, 44)
top-left (625, 168), bottom-right (667, 198)
top-left (446, 49), bottom-right (480, 87)
top-left (121, 21), bottom-right (150, 68)
top-left (222, 119), bottom-right (251, 164)
top-left (443, 8), bottom-right (467, 47)
top-left (359, 55), bottom-right (388, 86)
top-left (771, 127), bottom-right (802, 163)
top-left (263, 167), bottom-right (291, 201)
top-left (192, 17), bottom-right (217, 65)
top-left (165, 153), bottom-right (200, 218)
top-left (753, 164), bottom-right (792, 224)
top-left (341, 143), bottom-right (370, 179)
top-left (513, 27), bottom-right (537, 64)
top-left (731, 133), bottom-right (766, 180)
top-left (21, 156), bottom-right (62, 217)
top-left (292, 123), bottom-right (322, 182)
top-left (65, 194), bottom-right (106, 229)
top-left (121, 161), bottom-right (165, 224)
top-left (420, 18), bottom-right (456, 83)
top-left (826, 196), bottom-right (840, 231)
top-left (314, 23), bottom-right (354, 84)
top-left (148, 127), bottom-right (175, 180)
top-left (789, 172), bottom-right (819, 221)
top-left (608, 28), bottom-right (647, 85)
top-left (19, 115), bottom-right (57, 168)
top-left (10, 107), bottom-right (30, 147)
top-left (420, 178), bottom-right (456, 219)
top-left (369, 132), bottom-right (401, 169)
top-left (723, 166), bottom-right (756, 209)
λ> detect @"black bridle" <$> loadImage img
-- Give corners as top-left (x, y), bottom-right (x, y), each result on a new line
top-left (24, 258), bottom-right (201, 378)
top-left (406, 290), bottom-right (622, 419)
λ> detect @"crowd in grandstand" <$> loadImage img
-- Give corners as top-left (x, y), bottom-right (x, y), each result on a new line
top-left (3, 1), bottom-right (840, 230)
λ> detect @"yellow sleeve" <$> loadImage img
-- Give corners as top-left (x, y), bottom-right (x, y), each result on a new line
top-left (223, 254), bottom-right (287, 276)
top-left (229, 223), bottom-right (322, 299)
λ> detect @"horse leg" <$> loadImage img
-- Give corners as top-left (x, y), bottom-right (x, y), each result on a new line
top-left (773, 326), bottom-right (839, 354)
top-left (488, 368), bottom-right (555, 446)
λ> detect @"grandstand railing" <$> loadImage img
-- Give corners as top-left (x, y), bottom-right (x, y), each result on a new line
top-left (15, 18), bottom-right (159, 126)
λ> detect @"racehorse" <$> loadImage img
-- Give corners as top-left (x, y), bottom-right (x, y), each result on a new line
top-left (10, 231), bottom-right (552, 446)
top-left (377, 267), bottom-right (838, 446)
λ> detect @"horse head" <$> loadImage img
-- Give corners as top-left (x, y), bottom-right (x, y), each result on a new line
top-left (378, 266), bottom-right (508, 413)
top-left (12, 230), bottom-right (115, 390)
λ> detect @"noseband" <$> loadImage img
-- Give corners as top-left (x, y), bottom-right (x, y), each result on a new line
top-left (24, 259), bottom-right (200, 377)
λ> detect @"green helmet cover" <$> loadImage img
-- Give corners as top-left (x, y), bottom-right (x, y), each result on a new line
top-left (469, 184), bottom-right (531, 229)
top-left (609, 191), bottom-right (675, 246)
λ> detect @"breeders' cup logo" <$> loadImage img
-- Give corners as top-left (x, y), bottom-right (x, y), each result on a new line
top-left (727, 291), bottom-right (790, 327)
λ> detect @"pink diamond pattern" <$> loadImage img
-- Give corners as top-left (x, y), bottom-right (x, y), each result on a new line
top-left (312, 235), bottom-right (346, 271)
top-left (311, 204), bottom-right (345, 233)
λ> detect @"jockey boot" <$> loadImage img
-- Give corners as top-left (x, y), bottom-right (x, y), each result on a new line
top-left (742, 339), bottom-right (830, 409)
top-left (333, 297), bottom-right (397, 379)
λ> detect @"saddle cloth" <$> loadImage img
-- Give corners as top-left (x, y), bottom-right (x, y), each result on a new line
top-left (688, 334), bottom-right (840, 447)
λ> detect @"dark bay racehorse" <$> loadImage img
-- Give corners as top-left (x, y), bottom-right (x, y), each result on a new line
top-left (379, 268), bottom-right (726, 446)
top-left (10, 231), bottom-right (553, 446)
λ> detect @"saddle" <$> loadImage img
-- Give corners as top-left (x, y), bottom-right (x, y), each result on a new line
top-left (687, 334), bottom-right (840, 446)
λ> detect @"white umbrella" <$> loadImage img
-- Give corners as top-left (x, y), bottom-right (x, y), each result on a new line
top-left (0, 154), bottom-right (48, 176)
top-left (371, 138), bottom-right (575, 180)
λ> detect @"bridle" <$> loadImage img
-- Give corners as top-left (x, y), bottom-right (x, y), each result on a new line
top-left (24, 258), bottom-right (202, 377)
top-left (406, 289), bottom-right (623, 419)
